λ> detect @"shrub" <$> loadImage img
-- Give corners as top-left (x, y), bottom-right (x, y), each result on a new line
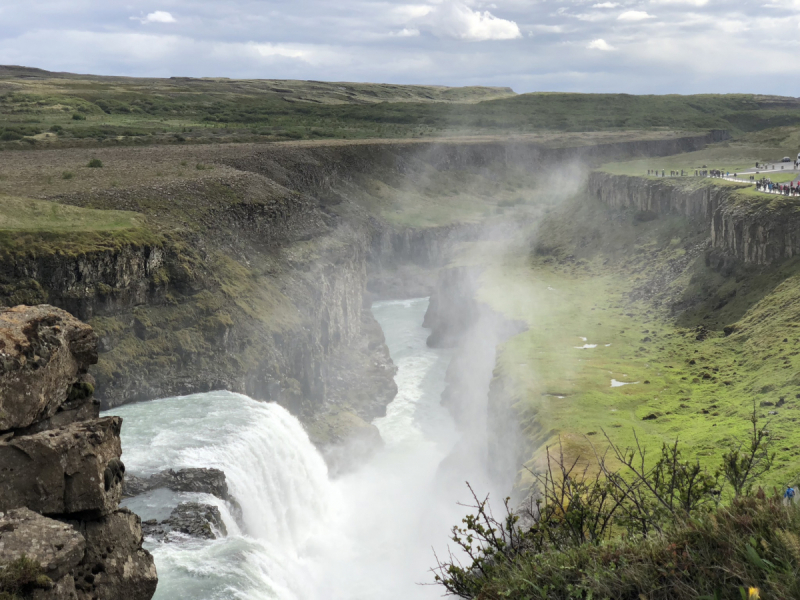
top-left (71, 113), bottom-right (86, 121)
top-left (0, 556), bottom-right (51, 599)
top-left (61, 171), bottom-right (74, 180)
top-left (87, 159), bottom-right (103, 168)
top-left (434, 405), bottom-right (780, 599)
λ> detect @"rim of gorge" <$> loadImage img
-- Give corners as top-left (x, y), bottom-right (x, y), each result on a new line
top-left (4, 68), bottom-right (800, 600)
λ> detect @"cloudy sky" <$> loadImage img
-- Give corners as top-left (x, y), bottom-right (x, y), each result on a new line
top-left (0, 0), bottom-right (798, 95)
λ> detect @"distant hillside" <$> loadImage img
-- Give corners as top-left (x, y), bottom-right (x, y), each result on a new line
top-left (0, 65), bottom-right (516, 105)
top-left (1, 66), bottom-right (800, 147)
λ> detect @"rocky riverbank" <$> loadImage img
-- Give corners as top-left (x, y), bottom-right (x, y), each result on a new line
top-left (0, 305), bottom-right (157, 600)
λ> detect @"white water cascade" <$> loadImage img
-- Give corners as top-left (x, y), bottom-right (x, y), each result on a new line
top-left (110, 298), bottom-right (476, 600)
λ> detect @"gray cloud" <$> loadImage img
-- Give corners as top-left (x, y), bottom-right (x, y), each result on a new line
top-left (0, 0), bottom-right (798, 94)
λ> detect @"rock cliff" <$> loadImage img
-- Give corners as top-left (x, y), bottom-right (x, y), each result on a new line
top-left (588, 171), bottom-right (800, 265)
top-left (0, 305), bottom-right (157, 600)
top-left (423, 267), bottom-right (528, 494)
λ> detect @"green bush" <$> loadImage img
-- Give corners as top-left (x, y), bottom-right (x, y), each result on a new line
top-left (61, 171), bottom-right (74, 180)
top-left (71, 113), bottom-right (86, 121)
top-left (87, 159), bottom-right (103, 168)
top-left (466, 496), bottom-right (800, 600)
top-left (435, 407), bottom-right (783, 599)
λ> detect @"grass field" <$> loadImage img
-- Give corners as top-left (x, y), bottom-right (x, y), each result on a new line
top-left (4, 67), bottom-right (800, 149)
top-left (0, 194), bottom-right (157, 255)
top-left (459, 194), bottom-right (800, 494)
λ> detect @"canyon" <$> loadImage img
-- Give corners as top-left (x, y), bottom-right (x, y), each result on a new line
top-left (4, 125), bottom-right (800, 598)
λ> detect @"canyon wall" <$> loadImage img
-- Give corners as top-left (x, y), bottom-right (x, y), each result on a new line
top-left (0, 132), bottom-right (726, 462)
top-left (589, 171), bottom-right (800, 265)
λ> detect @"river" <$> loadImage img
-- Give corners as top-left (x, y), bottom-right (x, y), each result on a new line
top-left (109, 297), bottom-right (475, 600)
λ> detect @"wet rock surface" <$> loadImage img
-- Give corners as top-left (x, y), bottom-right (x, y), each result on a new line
top-left (0, 305), bottom-right (156, 599)
top-left (141, 502), bottom-right (227, 541)
top-left (124, 468), bottom-right (229, 500)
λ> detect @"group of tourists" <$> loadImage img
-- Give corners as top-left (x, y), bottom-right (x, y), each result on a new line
top-left (647, 169), bottom-right (688, 177)
top-left (646, 165), bottom-right (800, 198)
top-left (755, 179), bottom-right (800, 196)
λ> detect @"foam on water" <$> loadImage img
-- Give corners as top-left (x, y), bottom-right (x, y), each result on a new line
top-left (110, 297), bottom-right (462, 600)
top-left (113, 391), bottom-right (334, 600)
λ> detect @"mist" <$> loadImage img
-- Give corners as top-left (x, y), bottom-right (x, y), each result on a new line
top-left (105, 137), bottom-right (595, 600)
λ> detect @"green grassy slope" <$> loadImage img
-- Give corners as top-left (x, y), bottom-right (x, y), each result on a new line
top-left (3, 67), bottom-right (800, 148)
top-left (463, 193), bottom-right (800, 493)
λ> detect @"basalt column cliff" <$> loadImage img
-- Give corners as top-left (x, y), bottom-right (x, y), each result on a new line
top-left (0, 305), bottom-right (157, 600)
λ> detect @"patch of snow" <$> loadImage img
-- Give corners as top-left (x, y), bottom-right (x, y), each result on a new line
top-left (611, 379), bottom-right (639, 387)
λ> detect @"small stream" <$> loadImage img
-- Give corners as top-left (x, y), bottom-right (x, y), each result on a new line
top-left (109, 298), bottom-right (472, 599)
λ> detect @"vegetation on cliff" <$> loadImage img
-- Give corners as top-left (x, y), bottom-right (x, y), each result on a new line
top-left (434, 424), bottom-right (800, 599)
top-left (456, 179), bottom-right (800, 494)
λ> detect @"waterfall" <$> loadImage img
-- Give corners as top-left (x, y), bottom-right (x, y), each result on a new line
top-left (110, 298), bottom-right (472, 600)
top-left (113, 391), bottom-right (337, 600)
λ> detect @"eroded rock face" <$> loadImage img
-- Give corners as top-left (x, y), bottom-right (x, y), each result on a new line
top-left (0, 305), bottom-right (156, 600)
top-left (0, 417), bottom-right (124, 517)
top-left (0, 305), bottom-right (98, 432)
top-left (71, 509), bottom-right (158, 600)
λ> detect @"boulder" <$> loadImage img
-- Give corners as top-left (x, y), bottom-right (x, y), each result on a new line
top-left (0, 305), bottom-right (98, 433)
top-left (123, 468), bottom-right (229, 500)
top-left (0, 417), bottom-right (123, 517)
top-left (0, 507), bottom-right (85, 582)
top-left (141, 502), bottom-right (227, 541)
top-left (71, 509), bottom-right (157, 600)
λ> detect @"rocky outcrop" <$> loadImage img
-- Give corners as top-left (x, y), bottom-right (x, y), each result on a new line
top-left (588, 171), bottom-right (800, 266)
top-left (423, 267), bottom-right (482, 348)
top-left (70, 510), bottom-right (157, 600)
top-left (123, 467), bottom-right (228, 499)
top-left (141, 502), bottom-right (226, 541)
top-left (423, 267), bottom-right (527, 493)
top-left (0, 508), bottom-right (86, 582)
top-left (0, 305), bottom-right (97, 432)
top-left (0, 417), bottom-right (124, 517)
top-left (0, 305), bottom-right (157, 600)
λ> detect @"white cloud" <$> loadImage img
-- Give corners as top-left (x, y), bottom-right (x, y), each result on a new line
top-left (132, 11), bottom-right (177, 24)
top-left (651, 0), bottom-right (709, 5)
top-left (391, 28), bottom-right (421, 37)
top-left (248, 43), bottom-right (312, 60)
top-left (532, 24), bottom-right (565, 33)
top-left (391, 5), bottom-right (434, 21)
top-left (618, 10), bottom-right (655, 20)
top-left (587, 38), bottom-right (616, 50)
top-left (593, 2), bottom-right (620, 7)
top-left (419, 1), bottom-right (522, 41)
